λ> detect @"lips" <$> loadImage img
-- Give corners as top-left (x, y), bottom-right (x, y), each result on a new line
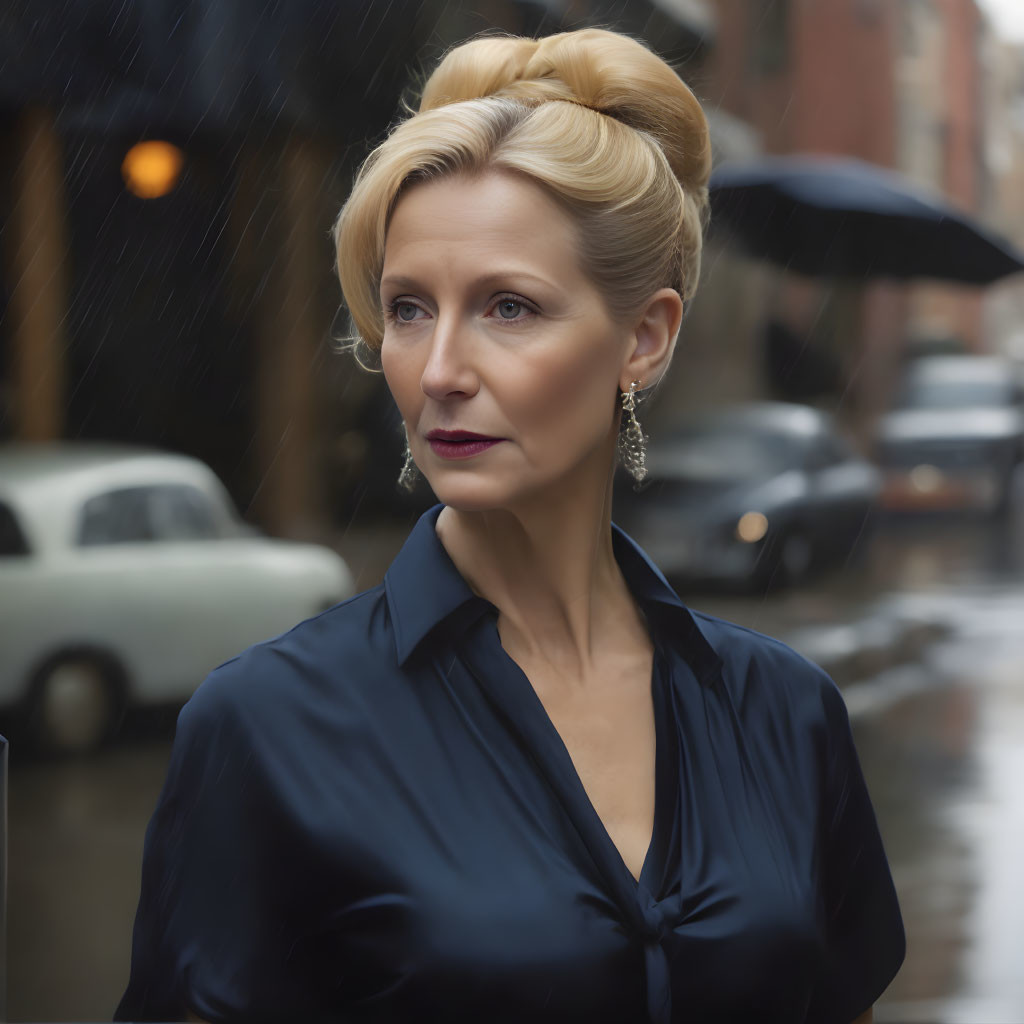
top-left (425, 429), bottom-right (505, 460)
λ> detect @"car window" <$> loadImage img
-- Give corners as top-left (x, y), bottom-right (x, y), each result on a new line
top-left (899, 375), bottom-right (1014, 409)
top-left (659, 425), bottom-right (797, 479)
top-left (78, 488), bottom-right (157, 546)
top-left (0, 500), bottom-right (31, 556)
top-left (806, 432), bottom-right (852, 470)
top-left (149, 484), bottom-right (223, 541)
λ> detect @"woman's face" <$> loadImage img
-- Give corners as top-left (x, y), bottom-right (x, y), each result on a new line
top-left (380, 170), bottom-right (633, 512)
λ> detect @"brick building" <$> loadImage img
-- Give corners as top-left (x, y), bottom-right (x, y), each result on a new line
top-left (981, 35), bottom-right (1024, 359)
top-left (690, 0), bottom-right (996, 433)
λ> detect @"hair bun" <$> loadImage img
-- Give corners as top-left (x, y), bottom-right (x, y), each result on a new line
top-left (419, 29), bottom-right (710, 195)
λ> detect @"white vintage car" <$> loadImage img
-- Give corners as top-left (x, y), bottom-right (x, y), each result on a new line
top-left (0, 443), bottom-right (355, 753)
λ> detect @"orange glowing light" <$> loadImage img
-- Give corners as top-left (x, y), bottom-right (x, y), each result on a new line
top-left (121, 140), bottom-right (184, 198)
top-left (736, 511), bottom-right (769, 544)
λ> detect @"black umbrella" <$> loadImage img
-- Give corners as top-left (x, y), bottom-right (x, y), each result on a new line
top-left (709, 155), bottom-right (1024, 285)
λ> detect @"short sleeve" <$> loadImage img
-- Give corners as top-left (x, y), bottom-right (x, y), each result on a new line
top-left (115, 673), bottom-right (329, 1023)
top-left (805, 677), bottom-right (906, 1023)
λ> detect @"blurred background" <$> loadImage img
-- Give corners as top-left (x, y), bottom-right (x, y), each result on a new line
top-left (3, 0), bottom-right (1024, 1020)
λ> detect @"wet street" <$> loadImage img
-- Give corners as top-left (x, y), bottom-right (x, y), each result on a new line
top-left (7, 514), bottom-right (1024, 1023)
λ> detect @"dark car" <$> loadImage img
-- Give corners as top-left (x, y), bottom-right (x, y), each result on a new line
top-left (614, 403), bottom-right (881, 591)
top-left (876, 356), bottom-right (1024, 515)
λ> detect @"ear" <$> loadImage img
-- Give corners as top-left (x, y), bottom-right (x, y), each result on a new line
top-left (620, 288), bottom-right (684, 391)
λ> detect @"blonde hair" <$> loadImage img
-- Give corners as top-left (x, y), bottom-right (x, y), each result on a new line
top-left (333, 28), bottom-right (711, 362)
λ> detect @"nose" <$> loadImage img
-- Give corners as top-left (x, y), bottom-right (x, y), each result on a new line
top-left (419, 315), bottom-right (479, 402)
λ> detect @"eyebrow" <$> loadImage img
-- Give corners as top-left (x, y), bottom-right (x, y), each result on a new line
top-left (379, 270), bottom-right (554, 295)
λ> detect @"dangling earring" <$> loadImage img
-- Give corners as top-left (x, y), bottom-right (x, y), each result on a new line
top-left (618, 379), bottom-right (648, 486)
top-left (398, 427), bottom-right (421, 492)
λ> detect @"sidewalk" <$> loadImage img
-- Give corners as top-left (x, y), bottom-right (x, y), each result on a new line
top-left (781, 607), bottom-right (951, 687)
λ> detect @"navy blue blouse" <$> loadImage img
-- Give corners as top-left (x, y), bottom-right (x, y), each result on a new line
top-left (117, 505), bottom-right (904, 1024)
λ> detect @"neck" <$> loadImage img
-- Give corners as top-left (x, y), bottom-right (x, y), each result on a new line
top-left (436, 455), bottom-right (645, 682)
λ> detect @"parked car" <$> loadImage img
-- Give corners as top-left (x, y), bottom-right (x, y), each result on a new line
top-left (614, 403), bottom-right (881, 591)
top-left (0, 444), bottom-right (355, 754)
top-left (876, 356), bottom-right (1024, 515)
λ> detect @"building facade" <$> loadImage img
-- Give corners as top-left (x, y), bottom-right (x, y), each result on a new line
top-left (693, 0), bottom-right (997, 434)
top-left (2, 0), bottom-right (1015, 536)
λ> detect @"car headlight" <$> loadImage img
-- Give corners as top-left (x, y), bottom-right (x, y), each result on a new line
top-left (908, 464), bottom-right (944, 493)
top-left (735, 511), bottom-right (769, 543)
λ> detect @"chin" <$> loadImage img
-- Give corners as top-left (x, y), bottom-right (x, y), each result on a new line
top-left (425, 480), bottom-right (514, 512)
top-left (423, 469), bottom-right (543, 513)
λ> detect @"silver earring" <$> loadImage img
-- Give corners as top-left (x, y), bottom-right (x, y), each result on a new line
top-left (398, 428), bottom-right (421, 492)
top-left (618, 379), bottom-right (647, 485)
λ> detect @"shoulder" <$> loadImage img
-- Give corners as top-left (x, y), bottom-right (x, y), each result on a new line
top-left (179, 583), bottom-right (396, 740)
top-left (683, 608), bottom-right (860, 811)
top-left (688, 608), bottom-right (847, 733)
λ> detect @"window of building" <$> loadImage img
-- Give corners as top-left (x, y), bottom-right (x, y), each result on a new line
top-left (857, 0), bottom-right (884, 27)
top-left (753, 0), bottom-right (790, 75)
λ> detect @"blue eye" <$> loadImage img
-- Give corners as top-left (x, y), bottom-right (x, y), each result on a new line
top-left (496, 299), bottom-right (524, 319)
top-left (395, 302), bottom-right (420, 322)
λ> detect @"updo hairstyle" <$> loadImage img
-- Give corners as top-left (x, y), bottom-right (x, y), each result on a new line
top-left (334, 28), bottom-right (711, 362)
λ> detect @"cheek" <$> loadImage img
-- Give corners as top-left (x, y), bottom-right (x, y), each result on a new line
top-left (381, 341), bottom-right (420, 418)
top-left (510, 338), bottom-right (620, 436)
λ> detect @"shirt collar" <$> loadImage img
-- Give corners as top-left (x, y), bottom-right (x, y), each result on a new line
top-left (385, 504), bottom-right (722, 682)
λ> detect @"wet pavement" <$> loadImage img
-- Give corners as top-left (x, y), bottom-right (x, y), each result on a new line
top-left (7, 514), bottom-right (1024, 1022)
top-left (857, 582), bottom-right (1024, 1023)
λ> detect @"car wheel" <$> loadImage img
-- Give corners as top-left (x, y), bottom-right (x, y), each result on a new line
top-left (26, 654), bottom-right (123, 755)
top-left (755, 528), bottom-right (814, 591)
top-left (779, 530), bottom-right (814, 583)
top-left (845, 507), bottom-right (877, 569)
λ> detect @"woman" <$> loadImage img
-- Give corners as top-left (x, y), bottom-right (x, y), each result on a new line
top-left (117, 28), bottom-right (904, 1024)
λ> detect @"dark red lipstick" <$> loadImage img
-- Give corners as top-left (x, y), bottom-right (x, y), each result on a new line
top-left (425, 429), bottom-right (505, 460)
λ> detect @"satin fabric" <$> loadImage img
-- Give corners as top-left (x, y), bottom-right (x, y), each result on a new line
top-left (116, 504), bottom-right (904, 1023)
